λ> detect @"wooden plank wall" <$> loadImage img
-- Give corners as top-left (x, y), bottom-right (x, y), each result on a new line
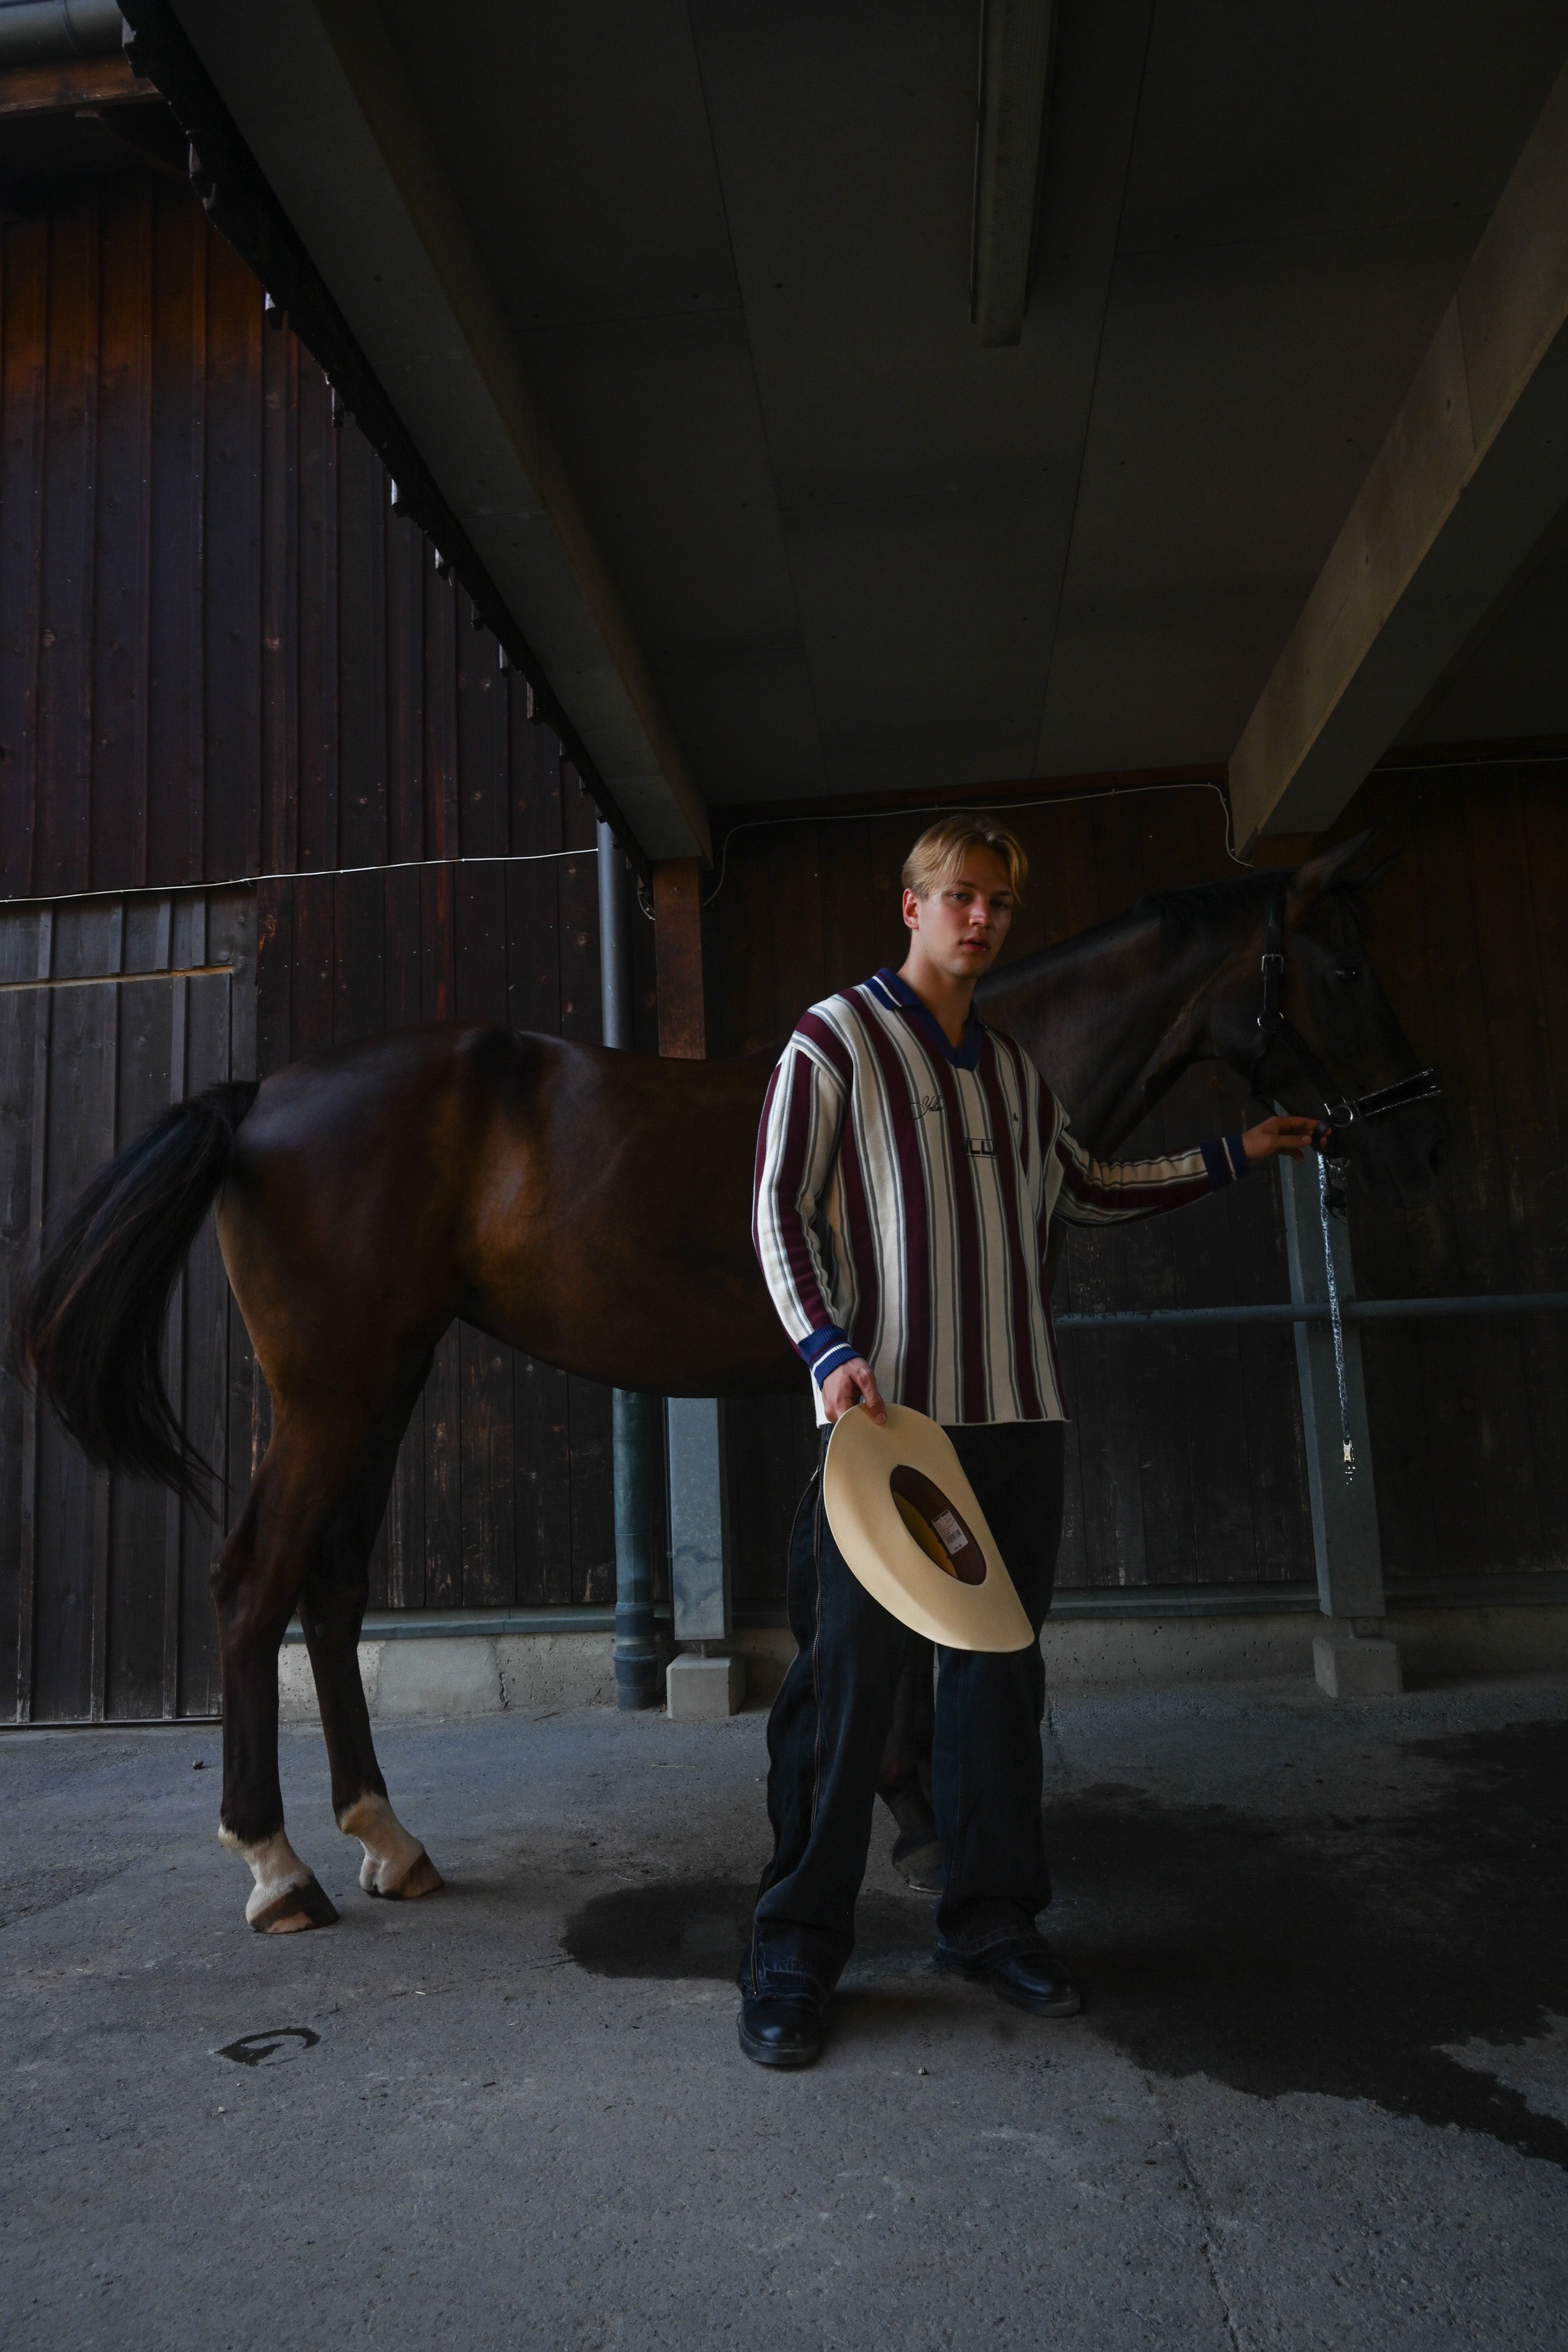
top-left (707, 781), bottom-right (1315, 1602)
top-left (1323, 756), bottom-right (1568, 1584)
top-left (0, 166), bottom-right (616, 906)
top-left (0, 888), bottom-right (255, 1721)
top-left (709, 766), bottom-right (1568, 1601)
top-left (0, 171), bottom-right (262, 896)
top-left (0, 168), bottom-right (663, 1631)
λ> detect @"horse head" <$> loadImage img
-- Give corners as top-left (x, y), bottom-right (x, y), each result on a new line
top-left (1207, 832), bottom-right (1446, 1210)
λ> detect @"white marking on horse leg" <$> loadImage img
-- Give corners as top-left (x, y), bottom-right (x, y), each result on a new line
top-left (338, 1792), bottom-right (442, 1899)
top-left (219, 1825), bottom-right (337, 1932)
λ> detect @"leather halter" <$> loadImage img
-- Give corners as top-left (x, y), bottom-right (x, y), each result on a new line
top-left (1249, 884), bottom-right (1440, 1129)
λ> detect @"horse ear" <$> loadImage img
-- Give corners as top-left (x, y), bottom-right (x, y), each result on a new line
top-left (1287, 828), bottom-right (1377, 906)
top-left (1343, 846), bottom-right (1402, 894)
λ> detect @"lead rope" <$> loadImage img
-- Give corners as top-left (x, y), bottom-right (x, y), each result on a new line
top-left (1317, 1151), bottom-right (1356, 1482)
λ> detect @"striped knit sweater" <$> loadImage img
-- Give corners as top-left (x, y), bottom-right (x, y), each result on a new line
top-left (753, 967), bottom-right (1246, 1426)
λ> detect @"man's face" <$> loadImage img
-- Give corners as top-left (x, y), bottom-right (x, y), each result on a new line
top-left (902, 848), bottom-right (1016, 980)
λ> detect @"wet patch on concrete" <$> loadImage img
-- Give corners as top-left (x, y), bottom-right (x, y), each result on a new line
top-left (565, 1877), bottom-right (754, 1981)
top-left (564, 1719), bottom-right (1568, 2167)
top-left (563, 1875), bottom-right (928, 1984)
top-left (1047, 1718), bottom-right (1568, 2167)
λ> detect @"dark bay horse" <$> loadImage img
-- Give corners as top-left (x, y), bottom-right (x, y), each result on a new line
top-left (16, 834), bottom-right (1443, 1931)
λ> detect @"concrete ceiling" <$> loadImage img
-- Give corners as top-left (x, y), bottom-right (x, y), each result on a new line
top-left (171, 0), bottom-right (1568, 841)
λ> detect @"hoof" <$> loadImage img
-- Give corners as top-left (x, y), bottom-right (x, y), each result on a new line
top-left (366, 1850), bottom-right (443, 1902)
top-left (249, 1876), bottom-right (339, 1935)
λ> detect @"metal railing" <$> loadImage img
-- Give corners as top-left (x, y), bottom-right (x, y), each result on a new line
top-left (1056, 1291), bottom-right (1568, 1332)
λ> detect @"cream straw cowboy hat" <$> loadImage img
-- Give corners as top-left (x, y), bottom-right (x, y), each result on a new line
top-left (821, 1402), bottom-right (1034, 1652)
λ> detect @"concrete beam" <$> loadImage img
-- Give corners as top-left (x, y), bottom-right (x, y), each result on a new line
top-left (169, 0), bottom-right (710, 864)
top-left (1231, 52), bottom-right (1568, 848)
top-left (970, 0), bottom-right (1057, 347)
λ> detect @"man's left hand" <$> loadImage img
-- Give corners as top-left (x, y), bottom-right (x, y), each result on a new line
top-left (1241, 1114), bottom-right (1329, 1164)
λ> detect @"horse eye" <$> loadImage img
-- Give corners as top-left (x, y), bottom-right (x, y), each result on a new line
top-left (1335, 966), bottom-right (1361, 983)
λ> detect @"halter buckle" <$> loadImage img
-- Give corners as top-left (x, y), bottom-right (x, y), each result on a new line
top-left (1259, 953), bottom-right (1285, 975)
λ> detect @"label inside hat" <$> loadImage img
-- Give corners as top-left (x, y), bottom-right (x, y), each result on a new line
top-left (889, 1466), bottom-right (986, 1585)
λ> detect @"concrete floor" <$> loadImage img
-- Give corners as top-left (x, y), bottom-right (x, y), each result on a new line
top-left (3, 1675), bottom-right (1567, 2352)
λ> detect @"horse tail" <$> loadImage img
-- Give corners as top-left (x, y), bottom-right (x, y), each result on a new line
top-left (11, 1080), bottom-right (260, 1501)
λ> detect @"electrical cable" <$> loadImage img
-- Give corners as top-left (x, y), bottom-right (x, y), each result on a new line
top-left (0, 845), bottom-right (597, 914)
top-left (683, 774), bottom-right (1246, 917)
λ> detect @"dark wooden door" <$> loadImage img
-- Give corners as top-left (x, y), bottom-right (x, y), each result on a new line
top-left (255, 852), bottom-right (663, 1616)
top-left (0, 887), bottom-right (256, 1722)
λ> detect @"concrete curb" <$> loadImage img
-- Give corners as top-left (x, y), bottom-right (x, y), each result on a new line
top-left (278, 1632), bottom-right (617, 1723)
top-left (276, 1602), bottom-right (1568, 1722)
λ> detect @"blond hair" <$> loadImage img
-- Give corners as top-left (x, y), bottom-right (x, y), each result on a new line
top-left (902, 814), bottom-right (1027, 901)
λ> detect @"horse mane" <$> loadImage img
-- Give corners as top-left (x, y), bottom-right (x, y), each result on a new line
top-left (972, 848), bottom-right (1385, 1013)
top-left (1135, 864), bottom-right (1369, 943)
top-left (1133, 870), bottom-right (1276, 938)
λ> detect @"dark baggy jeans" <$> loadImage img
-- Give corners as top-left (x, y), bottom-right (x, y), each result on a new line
top-left (742, 1418), bottom-right (1066, 2003)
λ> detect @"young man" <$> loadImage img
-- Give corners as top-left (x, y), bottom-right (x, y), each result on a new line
top-left (743, 814), bottom-right (1319, 2069)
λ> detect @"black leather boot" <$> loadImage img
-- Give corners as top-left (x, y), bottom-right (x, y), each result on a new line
top-left (937, 1940), bottom-right (1082, 2018)
top-left (738, 1992), bottom-right (827, 2068)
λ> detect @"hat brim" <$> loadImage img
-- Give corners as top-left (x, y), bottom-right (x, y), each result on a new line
top-left (822, 1404), bottom-right (1035, 1652)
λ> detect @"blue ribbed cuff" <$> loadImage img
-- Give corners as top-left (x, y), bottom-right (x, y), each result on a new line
top-left (1201, 1133), bottom-right (1247, 1187)
top-left (798, 1324), bottom-right (858, 1388)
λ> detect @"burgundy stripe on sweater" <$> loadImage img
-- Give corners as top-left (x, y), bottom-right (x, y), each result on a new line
top-left (751, 970), bottom-right (1239, 1427)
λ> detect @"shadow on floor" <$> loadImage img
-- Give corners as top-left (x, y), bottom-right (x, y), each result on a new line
top-left (563, 1718), bottom-right (1568, 2167)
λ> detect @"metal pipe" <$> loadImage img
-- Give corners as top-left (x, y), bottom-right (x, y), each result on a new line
top-left (0, 1), bottom-right (123, 63)
top-left (597, 820), bottom-right (661, 1709)
top-left (1056, 1292), bottom-right (1568, 1331)
top-left (596, 820), bottom-right (631, 1051)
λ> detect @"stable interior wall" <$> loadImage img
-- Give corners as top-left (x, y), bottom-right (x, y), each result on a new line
top-left (3, 155), bottom-right (1563, 1677)
top-left (707, 779), bottom-right (1313, 1605)
top-left (0, 166), bottom-right (664, 1705)
top-left (0, 888), bottom-right (255, 1722)
top-left (1316, 754), bottom-right (1568, 1591)
top-left (707, 760), bottom-right (1568, 1603)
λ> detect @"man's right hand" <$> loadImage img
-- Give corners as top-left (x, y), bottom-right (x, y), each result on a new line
top-left (820, 1357), bottom-right (887, 1425)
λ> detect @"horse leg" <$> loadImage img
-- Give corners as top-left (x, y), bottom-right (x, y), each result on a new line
top-left (878, 1639), bottom-right (942, 1886)
top-left (297, 1404), bottom-right (442, 1903)
top-left (211, 1415), bottom-right (366, 1932)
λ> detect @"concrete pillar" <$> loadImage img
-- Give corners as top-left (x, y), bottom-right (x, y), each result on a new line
top-left (1279, 1151), bottom-right (1402, 1698)
top-left (665, 1396), bottom-right (741, 1718)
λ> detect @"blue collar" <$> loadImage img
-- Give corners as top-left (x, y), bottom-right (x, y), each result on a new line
top-left (871, 966), bottom-right (986, 1071)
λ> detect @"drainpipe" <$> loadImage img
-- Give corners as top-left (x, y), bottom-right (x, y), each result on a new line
top-left (0, 2), bottom-right (126, 64)
top-left (598, 821), bottom-right (661, 1709)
